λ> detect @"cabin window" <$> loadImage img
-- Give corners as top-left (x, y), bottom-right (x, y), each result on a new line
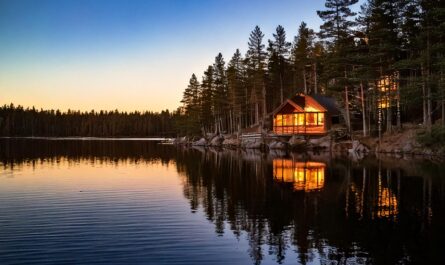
top-left (317, 113), bottom-right (324, 125)
top-left (275, 115), bottom-right (282, 126)
top-left (305, 113), bottom-right (317, 126)
top-left (295, 113), bottom-right (305, 125)
top-left (283, 114), bottom-right (293, 126)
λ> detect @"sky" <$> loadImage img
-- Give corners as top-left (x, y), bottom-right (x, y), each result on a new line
top-left (0, 0), bottom-right (364, 113)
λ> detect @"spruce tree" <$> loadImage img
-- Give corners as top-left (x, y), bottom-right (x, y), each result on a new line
top-left (317, 0), bottom-right (359, 133)
top-left (268, 25), bottom-right (291, 104)
top-left (247, 26), bottom-right (267, 125)
top-left (213, 53), bottom-right (228, 133)
top-left (291, 22), bottom-right (315, 95)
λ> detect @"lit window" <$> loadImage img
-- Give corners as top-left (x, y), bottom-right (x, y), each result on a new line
top-left (306, 113), bottom-right (317, 125)
top-left (318, 113), bottom-right (324, 125)
top-left (275, 115), bottom-right (282, 126)
top-left (283, 114), bottom-right (293, 126)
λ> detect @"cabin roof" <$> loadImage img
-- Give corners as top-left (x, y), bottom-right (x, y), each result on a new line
top-left (273, 93), bottom-right (338, 116)
top-left (310, 94), bottom-right (340, 115)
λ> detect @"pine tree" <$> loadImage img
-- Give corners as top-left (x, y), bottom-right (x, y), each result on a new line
top-left (317, 0), bottom-right (359, 133)
top-left (291, 22), bottom-right (315, 95)
top-left (181, 74), bottom-right (201, 135)
top-left (213, 53), bottom-right (228, 133)
top-left (268, 25), bottom-right (291, 104)
top-left (247, 26), bottom-right (267, 125)
top-left (227, 49), bottom-right (246, 132)
top-left (200, 66), bottom-right (214, 133)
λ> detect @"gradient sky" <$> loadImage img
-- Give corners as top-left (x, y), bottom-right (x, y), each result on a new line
top-left (0, 0), bottom-right (364, 112)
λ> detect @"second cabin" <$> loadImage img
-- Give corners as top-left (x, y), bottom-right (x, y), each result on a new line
top-left (272, 94), bottom-right (339, 136)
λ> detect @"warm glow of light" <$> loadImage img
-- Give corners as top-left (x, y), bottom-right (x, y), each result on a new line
top-left (273, 159), bottom-right (325, 192)
top-left (0, 158), bottom-right (181, 195)
top-left (377, 75), bottom-right (398, 109)
top-left (377, 178), bottom-right (398, 219)
top-left (304, 106), bottom-right (320, 112)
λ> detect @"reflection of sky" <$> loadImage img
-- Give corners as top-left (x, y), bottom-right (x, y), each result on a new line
top-left (0, 158), bottom-right (255, 264)
top-left (0, 0), bottom-right (364, 112)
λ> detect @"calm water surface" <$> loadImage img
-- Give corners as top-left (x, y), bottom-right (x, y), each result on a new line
top-left (0, 139), bottom-right (444, 265)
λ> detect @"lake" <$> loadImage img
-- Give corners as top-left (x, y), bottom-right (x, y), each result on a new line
top-left (0, 139), bottom-right (444, 265)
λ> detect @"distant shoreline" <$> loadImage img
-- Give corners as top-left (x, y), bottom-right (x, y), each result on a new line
top-left (0, 137), bottom-right (172, 141)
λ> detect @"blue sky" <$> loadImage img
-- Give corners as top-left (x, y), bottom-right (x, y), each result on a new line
top-left (0, 0), bottom-right (364, 112)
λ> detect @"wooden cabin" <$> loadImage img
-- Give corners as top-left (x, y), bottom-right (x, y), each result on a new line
top-left (272, 94), bottom-right (339, 135)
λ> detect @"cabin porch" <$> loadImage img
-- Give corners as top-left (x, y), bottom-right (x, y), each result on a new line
top-left (273, 112), bottom-right (327, 135)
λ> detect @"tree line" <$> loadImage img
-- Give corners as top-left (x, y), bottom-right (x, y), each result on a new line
top-left (178, 0), bottom-right (445, 138)
top-left (0, 104), bottom-right (177, 137)
top-left (2, 0), bottom-right (444, 138)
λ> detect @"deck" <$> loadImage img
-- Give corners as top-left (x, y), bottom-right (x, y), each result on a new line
top-left (273, 125), bottom-right (326, 135)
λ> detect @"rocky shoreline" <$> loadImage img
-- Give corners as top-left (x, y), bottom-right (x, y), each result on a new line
top-left (172, 127), bottom-right (445, 159)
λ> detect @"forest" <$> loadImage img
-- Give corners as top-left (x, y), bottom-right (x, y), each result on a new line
top-left (178, 0), bottom-right (445, 139)
top-left (0, 104), bottom-right (177, 137)
top-left (1, 0), bottom-right (444, 139)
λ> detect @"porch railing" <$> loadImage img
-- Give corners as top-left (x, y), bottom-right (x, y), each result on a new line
top-left (273, 125), bottom-right (325, 135)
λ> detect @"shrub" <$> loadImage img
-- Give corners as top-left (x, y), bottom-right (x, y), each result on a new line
top-left (417, 125), bottom-right (445, 147)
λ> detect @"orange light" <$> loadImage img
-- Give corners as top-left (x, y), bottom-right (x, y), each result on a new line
top-left (273, 159), bottom-right (325, 192)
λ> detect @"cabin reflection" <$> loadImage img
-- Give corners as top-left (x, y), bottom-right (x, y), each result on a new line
top-left (273, 159), bottom-right (325, 192)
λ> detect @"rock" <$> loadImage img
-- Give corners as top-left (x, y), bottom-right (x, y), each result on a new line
top-left (288, 135), bottom-right (306, 147)
top-left (402, 143), bottom-right (413, 153)
top-left (192, 138), bottom-right (207, 146)
top-left (268, 140), bottom-right (288, 150)
top-left (308, 136), bottom-right (331, 149)
top-left (222, 137), bottom-right (241, 147)
top-left (349, 140), bottom-right (369, 153)
top-left (174, 136), bottom-right (188, 145)
top-left (423, 149), bottom-right (433, 155)
top-left (209, 135), bottom-right (224, 147)
top-left (333, 141), bottom-right (352, 153)
top-left (241, 138), bottom-right (265, 149)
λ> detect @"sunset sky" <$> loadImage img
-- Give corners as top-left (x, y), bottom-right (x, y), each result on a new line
top-left (0, 0), bottom-right (363, 112)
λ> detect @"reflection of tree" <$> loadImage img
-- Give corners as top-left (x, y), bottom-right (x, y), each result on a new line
top-left (175, 149), bottom-right (445, 265)
top-left (1, 139), bottom-right (444, 265)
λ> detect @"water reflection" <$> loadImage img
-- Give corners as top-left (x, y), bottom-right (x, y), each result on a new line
top-left (177, 149), bottom-right (445, 264)
top-left (1, 139), bottom-right (444, 265)
top-left (273, 159), bottom-right (325, 192)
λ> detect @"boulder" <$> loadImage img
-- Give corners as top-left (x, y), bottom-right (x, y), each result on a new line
top-left (192, 138), bottom-right (207, 146)
top-left (209, 135), bottom-right (224, 147)
top-left (242, 138), bottom-right (265, 149)
top-left (348, 140), bottom-right (370, 153)
top-left (174, 136), bottom-right (188, 145)
top-left (402, 143), bottom-right (413, 153)
top-left (308, 136), bottom-right (331, 149)
top-left (288, 135), bottom-right (306, 147)
top-left (222, 138), bottom-right (241, 147)
top-left (268, 140), bottom-right (288, 150)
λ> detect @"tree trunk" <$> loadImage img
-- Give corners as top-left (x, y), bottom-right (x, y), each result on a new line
top-left (360, 81), bottom-right (367, 137)
top-left (377, 81), bottom-right (382, 147)
top-left (262, 83), bottom-right (267, 123)
top-left (344, 71), bottom-right (351, 134)
top-left (422, 64), bottom-right (427, 127)
top-left (314, 63), bottom-right (318, 94)
top-left (386, 76), bottom-right (392, 134)
top-left (280, 73), bottom-right (284, 104)
top-left (441, 69), bottom-right (444, 126)
top-left (255, 103), bottom-right (259, 125)
top-left (396, 72), bottom-right (401, 129)
top-left (303, 70), bottom-right (307, 94)
top-left (426, 28), bottom-right (432, 132)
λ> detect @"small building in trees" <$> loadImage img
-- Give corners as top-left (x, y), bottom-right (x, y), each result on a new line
top-left (272, 94), bottom-right (339, 135)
